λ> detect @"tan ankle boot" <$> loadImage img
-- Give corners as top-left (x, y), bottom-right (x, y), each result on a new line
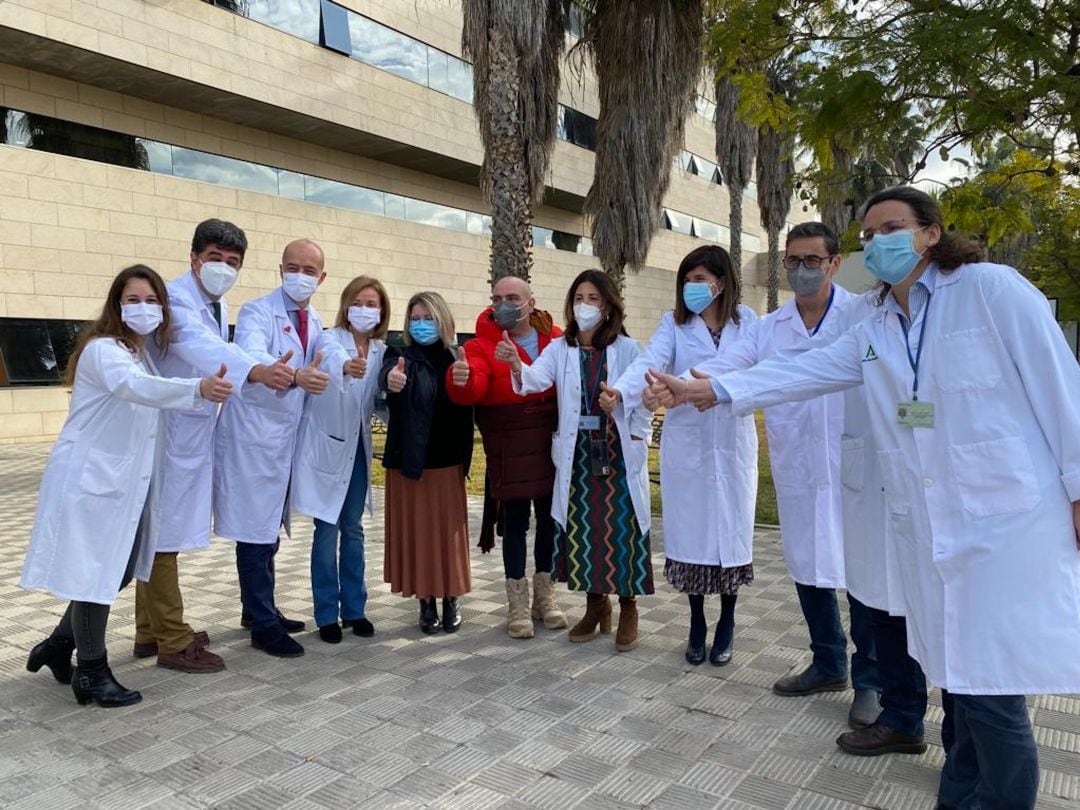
top-left (505, 578), bottom-right (534, 639)
top-left (615, 596), bottom-right (639, 652)
top-left (568, 593), bottom-right (611, 642)
top-left (531, 572), bottom-right (568, 629)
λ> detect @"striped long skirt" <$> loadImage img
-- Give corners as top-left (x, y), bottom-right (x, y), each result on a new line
top-left (552, 428), bottom-right (654, 597)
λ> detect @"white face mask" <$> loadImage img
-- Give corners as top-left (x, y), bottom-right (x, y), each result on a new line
top-left (573, 302), bottom-right (603, 331)
top-left (348, 306), bottom-right (381, 333)
top-left (197, 261), bottom-right (237, 297)
top-left (121, 302), bottom-right (164, 336)
top-left (282, 271), bottom-right (318, 302)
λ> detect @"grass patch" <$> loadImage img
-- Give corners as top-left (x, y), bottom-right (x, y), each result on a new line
top-left (371, 410), bottom-right (778, 524)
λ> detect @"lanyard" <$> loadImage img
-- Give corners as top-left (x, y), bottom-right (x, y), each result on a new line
top-left (898, 292), bottom-right (931, 401)
top-left (805, 285), bottom-right (836, 337)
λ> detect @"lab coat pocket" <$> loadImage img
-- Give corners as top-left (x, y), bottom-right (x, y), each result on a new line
top-left (933, 327), bottom-right (1002, 392)
top-left (660, 423), bottom-right (702, 472)
top-left (840, 435), bottom-right (865, 493)
top-left (948, 436), bottom-right (1040, 518)
top-left (310, 429), bottom-right (349, 475)
top-left (876, 449), bottom-right (910, 516)
top-left (79, 451), bottom-right (132, 500)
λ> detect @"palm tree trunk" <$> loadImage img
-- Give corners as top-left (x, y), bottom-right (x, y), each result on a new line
top-left (485, 22), bottom-right (533, 282)
top-left (728, 186), bottom-right (744, 276)
top-left (766, 226), bottom-right (780, 312)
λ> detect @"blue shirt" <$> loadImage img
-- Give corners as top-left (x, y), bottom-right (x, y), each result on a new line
top-left (516, 328), bottom-right (540, 361)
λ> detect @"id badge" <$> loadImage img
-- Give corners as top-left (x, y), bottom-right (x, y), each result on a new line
top-left (589, 437), bottom-right (611, 476)
top-left (897, 401), bottom-right (934, 428)
top-left (578, 414), bottom-right (601, 431)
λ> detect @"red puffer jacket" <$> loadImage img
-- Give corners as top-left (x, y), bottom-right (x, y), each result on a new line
top-left (446, 308), bottom-right (561, 504)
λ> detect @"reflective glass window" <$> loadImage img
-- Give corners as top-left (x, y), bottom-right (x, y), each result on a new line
top-left (172, 147), bottom-right (280, 196)
top-left (551, 230), bottom-right (582, 253)
top-left (320, 0), bottom-right (352, 55)
top-left (348, 13), bottom-right (428, 85)
top-left (446, 56), bottom-right (473, 102)
top-left (428, 47), bottom-right (450, 95)
top-left (532, 227), bottom-right (555, 249)
top-left (743, 232), bottom-right (762, 252)
top-left (663, 209), bottom-right (692, 235)
top-left (243, 0), bottom-right (320, 44)
top-left (695, 95), bottom-right (716, 122)
top-left (141, 139), bottom-right (173, 174)
top-left (405, 198), bottom-right (467, 231)
top-left (565, 1), bottom-right (585, 38)
top-left (716, 223), bottom-right (732, 244)
top-left (745, 180), bottom-right (758, 199)
top-left (577, 237), bottom-right (593, 256)
top-left (558, 106), bottom-right (596, 151)
top-left (465, 211), bottom-right (485, 235)
top-left (305, 175), bottom-right (385, 214)
top-left (4, 110), bottom-right (30, 146)
top-left (384, 193), bottom-right (406, 220)
top-left (0, 319), bottom-right (60, 384)
top-left (279, 169), bottom-right (306, 200)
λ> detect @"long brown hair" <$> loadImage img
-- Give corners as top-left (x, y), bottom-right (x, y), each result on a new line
top-left (858, 186), bottom-right (986, 302)
top-left (673, 245), bottom-right (742, 327)
top-left (334, 275), bottom-right (390, 339)
top-left (563, 269), bottom-right (628, 349)
top-left (64, 264), bottom-right (172, 386)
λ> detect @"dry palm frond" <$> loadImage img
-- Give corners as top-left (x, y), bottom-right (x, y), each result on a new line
top-left (714, 74), bottom-right (756, 275)
top-left (756, 123), bottom-right (794, 311)
top-left (576, 0), bottom-right (704, 288)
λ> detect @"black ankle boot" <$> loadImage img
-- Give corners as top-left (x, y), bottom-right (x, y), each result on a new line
top-left (27, 637), bottom-right (75, 684)
top-left (419, 598), bottom-right (440, 635)
top-left (442, 597), bottom-right (461, 633)
top-left (71, 658), bottom-right (142, 708)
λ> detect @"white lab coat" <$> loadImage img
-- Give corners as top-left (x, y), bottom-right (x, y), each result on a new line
top-left (214, 288), bottom-right (323, 544)
top-left (20, 338), bottom-right (202, 605)
top-left (769, 291), bottom-right (905, 613)
top-left (292, 327), bottom-right (385, 523)
top-left (147, 270), bottom-right (256, 553)
top-left (696, 286), bottom-right (855, 587)
top-left (613, 308), bottom-right (758, 567)
top-left (513, 336), bottom-right (653, 535)
top-left (718, 263), bottom-right (1080, 694)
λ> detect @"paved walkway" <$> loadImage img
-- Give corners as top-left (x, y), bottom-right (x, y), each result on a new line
top-left (1, 442), bottom-right (1078, 809)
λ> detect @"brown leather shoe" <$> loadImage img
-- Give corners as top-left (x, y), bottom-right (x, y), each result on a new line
top-left (836, 722), bottom-right (927, 757)
top-left (156, 640), bottom-right (225, 674)
top-left (133, 630), bottom-right (209, 658)
top-left (615, 596), bottom-right (639, 652)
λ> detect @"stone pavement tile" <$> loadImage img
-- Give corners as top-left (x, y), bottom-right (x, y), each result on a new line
top-left (804, 762), bottom-right (878, 804)
top-left (471, 758), bottom-right (544, 796)
top-left (864, 781), bottom-right (937, 810)
top-left (594, 765), bottom-right (671, 804)
top-left (728, 773), bottom-right (800, 809)
top-left (304, 775), bottom-right (380, 808)
top-left (679, 760), bottom-right (744, 797)
top-left (648, 781), bottom-right (722, 809)
top-left (514, 773), bottom-right (593, 808)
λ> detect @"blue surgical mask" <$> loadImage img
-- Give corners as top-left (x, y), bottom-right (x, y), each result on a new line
top-left (409, 319), bottom-right (440, 345)
top-left (682, 282), bottom-right (718, 314)
top-left (864, 228), bottom-right (925, 285)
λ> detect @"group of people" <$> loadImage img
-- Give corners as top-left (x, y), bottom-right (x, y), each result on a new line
top-left (17, 184), bottom-right (1080, 809)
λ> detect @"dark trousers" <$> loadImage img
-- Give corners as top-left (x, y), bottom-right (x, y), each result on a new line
top-left (795, 584), bottom-right (880, 691)
top-left (938, 691), bottom-right (1039, 810)
top-left (501, 493), bottom-right (555, 580)
top-left (52, 528), bottom-right (141, 664)
top-left (868, 606), bottom-right (928, 736)
top-left (236, 540), bottom-right (280, 639)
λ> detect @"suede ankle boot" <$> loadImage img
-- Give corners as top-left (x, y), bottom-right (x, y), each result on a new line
top-left (615, 596), bottom-right (639, 652)
top-left (568, 593), bottom-right (611, 642)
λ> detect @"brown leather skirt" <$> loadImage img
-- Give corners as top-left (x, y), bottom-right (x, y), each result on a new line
top-left (383, 465), bottom-right (471, 598)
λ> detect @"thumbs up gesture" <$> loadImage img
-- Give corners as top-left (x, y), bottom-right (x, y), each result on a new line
top-left (253, 349), bottom-right (295, 391)
top-left (451, 346), bottom-right (470, 387)
top-left (344, 343), bottom-right (368, 379)
top-left (387, 356), bottom-right (407, 393)
top-left (686, 367), bottom-right (719, 411)
top-left (598, 381), bottom-right (620, 413)
top-left (295, 350), bottom-right (329, 394)
top-left (494, 331), bottom-right (521, 372)
top-left (199, 363), bottom-right (234, 402)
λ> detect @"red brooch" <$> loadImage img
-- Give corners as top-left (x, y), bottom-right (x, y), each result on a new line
top-left (284, 325), bottom-right (292, 333)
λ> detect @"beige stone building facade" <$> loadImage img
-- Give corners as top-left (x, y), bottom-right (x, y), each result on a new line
top-left (0, 0), bottom-right (783, 442)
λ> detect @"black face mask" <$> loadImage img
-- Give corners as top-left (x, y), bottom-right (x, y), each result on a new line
top-left (493, 301), bottom-right (525, 329)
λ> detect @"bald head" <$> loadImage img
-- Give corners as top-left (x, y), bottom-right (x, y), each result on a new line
top-left (282, 238), bottom-right (324, 269)
top-left (493, 275), bottom-right (531, 299)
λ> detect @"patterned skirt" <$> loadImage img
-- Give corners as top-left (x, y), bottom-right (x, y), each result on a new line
top-left (553, 428), bottom-right (654, 597)
top-left (664, 559), bottom-right (754, 595)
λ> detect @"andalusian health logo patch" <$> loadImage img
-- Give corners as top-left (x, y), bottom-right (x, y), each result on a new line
top-left (862, 344), bottom-right (879, 362)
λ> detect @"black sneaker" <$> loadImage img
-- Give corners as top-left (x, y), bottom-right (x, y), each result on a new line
top-left (350, 618), bottom-right (375, 638)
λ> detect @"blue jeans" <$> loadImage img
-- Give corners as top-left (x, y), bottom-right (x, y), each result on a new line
top-left (868, 606), bottom-right (927, 736)
top-left (236, 540), bottom-right (280, 639)
top-left (938, 691), bottom-right (1038, 810)
top-left (311, 438), bottom-right (369, 627)
top-left (795, 584), bottom-right (880, 690)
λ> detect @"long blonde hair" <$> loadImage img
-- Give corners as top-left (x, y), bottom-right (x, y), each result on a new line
top-left (334, 276), bottom-right (390, 338)
top-left (402, 291), bottom-right (456, 348)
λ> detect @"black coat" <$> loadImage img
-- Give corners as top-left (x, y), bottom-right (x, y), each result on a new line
top-left (379, 343), bottom-right (473, 480)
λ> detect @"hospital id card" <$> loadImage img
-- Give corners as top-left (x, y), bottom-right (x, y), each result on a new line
top-left (578, 414), bottom-right (601, 431)
top-left (897, 401), bottom-right (934, 428)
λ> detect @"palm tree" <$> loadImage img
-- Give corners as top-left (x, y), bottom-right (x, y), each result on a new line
top-left (713, 74), bottom-right (755, 276)
top-left (818, 140), bottom-right (854, 239)
top-left (462, 1), bottom-right (566, 282)
top-left (756, 122), bottom-right (794, 312)
top-left (576, 0), bottom-right (704, 289)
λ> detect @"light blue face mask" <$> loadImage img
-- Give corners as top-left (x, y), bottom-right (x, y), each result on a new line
top-left (409, 319), bottom-right (440, 345)
top-left (682, 281), bottom-right (718, 314)
top-left (864, 228), bottom-right (925, 285)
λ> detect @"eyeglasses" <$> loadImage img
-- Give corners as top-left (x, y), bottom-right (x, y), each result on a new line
top-left (781, 255), bottom-right (835, 270)
top-left (859, 222), bottom-right (924, 246)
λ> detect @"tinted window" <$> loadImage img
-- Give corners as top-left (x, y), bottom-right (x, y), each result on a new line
top-left (172, 147), bottom-right (281, 196)
top-left (244, 0), bottom-right (320, 43)
top-left (348, 13), bottom-right (428, 85)
top-left (305, 176), bottom-right (385, 214)
top-left (319, 0), bottom-right (352, 55)
top-left (405, 198), bottom-right (467, 231)
top-left (0, 318), bottom-right (81, 384)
